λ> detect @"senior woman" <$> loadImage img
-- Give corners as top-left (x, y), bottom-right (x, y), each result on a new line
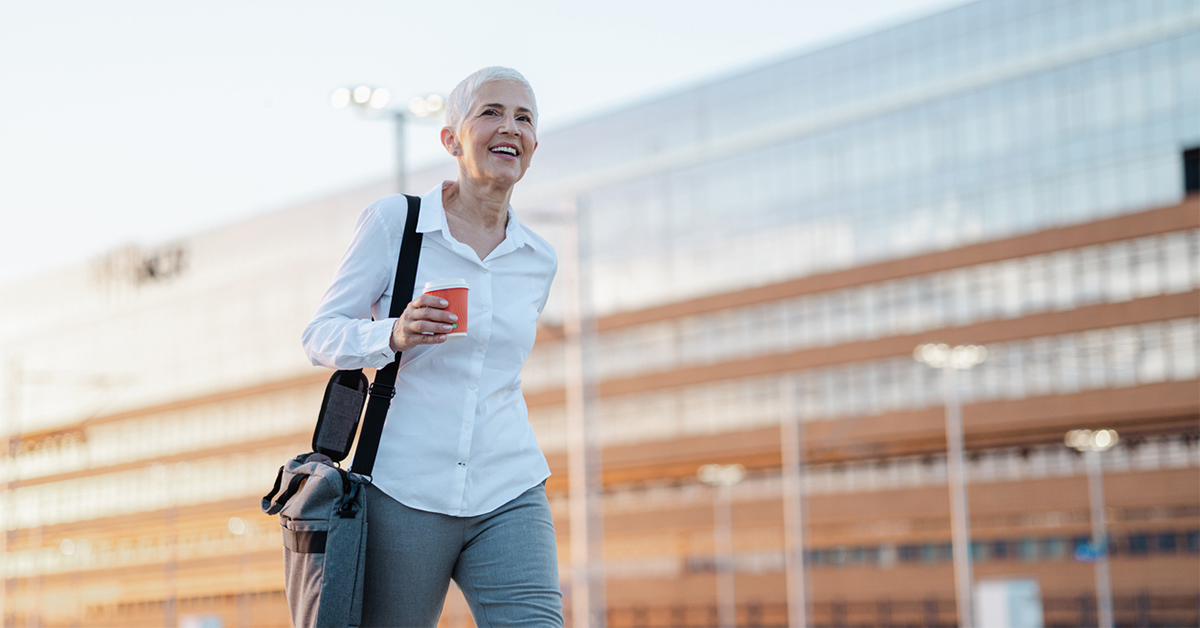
top-left (301, 67), bottom-right (561, 628)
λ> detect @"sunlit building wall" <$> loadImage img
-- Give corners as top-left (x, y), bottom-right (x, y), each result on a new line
top-left (1, 0), bottom-right (1198, 627)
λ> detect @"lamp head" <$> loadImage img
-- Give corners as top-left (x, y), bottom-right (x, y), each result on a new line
top-left (697, 463), bottom-right (746, 486)
top-left (1065, 429), bottom-right (1119, 452)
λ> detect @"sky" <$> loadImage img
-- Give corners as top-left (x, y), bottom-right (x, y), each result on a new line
top-left (0, 0), bottom-right (965, 285)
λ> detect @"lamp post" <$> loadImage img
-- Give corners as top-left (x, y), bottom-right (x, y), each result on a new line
top-left (780, 377), bottom-right (810, 628)
top-left (331, 85), bottom-right (445, 193)
top-left (0, 357), bottom-right (22, 628)
top-left (1065, 428), bottom-right (1118, 628)
top-left (0, 358), bottom-right (134, 627)
top-left (520, 203), bottom-right (605, 628)
top-left (914, 343), bottom-right (987, 628)
top-left (698, 463), bottom-right (746, 628)
top-left (559, 200), bottom-right (606, 628)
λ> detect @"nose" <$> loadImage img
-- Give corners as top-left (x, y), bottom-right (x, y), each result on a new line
top-left (498, 113), bottom-right (521, 136)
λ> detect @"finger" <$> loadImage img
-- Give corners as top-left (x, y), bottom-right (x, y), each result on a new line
top-left (409, 320), bottom-right (455, 335)
top-left (405, 331), bottom-right (448, 346)
top-left (406, 306), bottom-right (457, 324)
top-left (422, 308), bottom-right (459, 323)
top-left (411, 294), bottom-right (450, 309)
top-left (396, 333), bottom-right (447, 351)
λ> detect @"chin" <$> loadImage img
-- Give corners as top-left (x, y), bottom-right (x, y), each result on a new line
top-left (480, 168), bottom-right (525, 187)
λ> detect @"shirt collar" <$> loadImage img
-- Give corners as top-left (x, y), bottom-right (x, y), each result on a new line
top-left (417, 182), bottom-right (537, 252)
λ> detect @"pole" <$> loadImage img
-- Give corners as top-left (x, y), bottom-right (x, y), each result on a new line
top-left (1085, 449), bottom-right (1114, 628)
top-left (1, 357), bottom-right (23, 628)
top-left (563, 197), bottom-right (604, 628)
top-left (780, 377), bottom-right (809, 628)
top-left (941, 366), bottom-right (974, 628)
top-left (163, 505), bottom-right (178, 628)
top-left (714, 483), bottom-right (736, 628)
top-left (393, 111), bottom-right (407, 194)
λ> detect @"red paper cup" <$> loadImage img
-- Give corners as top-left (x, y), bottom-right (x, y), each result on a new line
top-left (423, 279), bottom-right (468, 338)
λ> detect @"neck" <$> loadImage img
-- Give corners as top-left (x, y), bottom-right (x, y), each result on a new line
top-left (443, 176), bottom-right (511, 232)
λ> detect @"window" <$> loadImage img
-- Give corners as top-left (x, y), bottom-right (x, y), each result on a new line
top-left (1157, 532), bottom-right (1177, 553)
top-left (1187, 531), bottom-right (1200, 553)
top-left (1128, 534), bottom-right (1150, 555)
top-left (1040, 537), bottom-right (1064, 560)
top-left (1019, 538), bottom-right (1038, 561)
top-left (1184, 147), bottom-right (1199, 193)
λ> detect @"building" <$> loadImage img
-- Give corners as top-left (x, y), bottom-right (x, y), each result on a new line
top-left (2, 0), bottom-right (1198, 626)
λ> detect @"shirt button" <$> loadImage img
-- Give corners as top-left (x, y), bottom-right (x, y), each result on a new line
top-left (483, 268), bottom-right (490, 274)
top-left (482, 306), bottom-right (490, 313)
top-left (478, 345), bottom-right (486, 353)
top-left (470, 383), bottom-right (477, 390)
top-left (457, 462), bottom-right (466, 466)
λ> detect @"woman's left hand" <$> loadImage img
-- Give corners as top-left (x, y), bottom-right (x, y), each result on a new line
top-left (389, 294), bottom-right (459, 352)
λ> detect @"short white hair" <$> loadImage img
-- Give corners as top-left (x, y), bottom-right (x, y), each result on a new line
top-left (444, 66), bottom-right (537, 132)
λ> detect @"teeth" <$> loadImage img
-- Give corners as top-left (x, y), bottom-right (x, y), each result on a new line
top-left (490, 146), bottom-right (517, 156)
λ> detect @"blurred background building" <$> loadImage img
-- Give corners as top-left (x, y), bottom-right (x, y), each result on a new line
top-left (2, 0), bottom-right (1198, 627)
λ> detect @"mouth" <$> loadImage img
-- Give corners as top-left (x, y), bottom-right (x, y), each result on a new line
top-left (489, 144), bottom-right (520, 158)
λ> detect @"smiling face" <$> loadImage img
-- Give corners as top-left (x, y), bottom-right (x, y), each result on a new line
top-left (442, 80), bottom-right (538, 189)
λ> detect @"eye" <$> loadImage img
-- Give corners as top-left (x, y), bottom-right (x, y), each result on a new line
top-left (517, 114), bottom-right (532, 123)
top-left (480, 108), bottom-right (499, 116)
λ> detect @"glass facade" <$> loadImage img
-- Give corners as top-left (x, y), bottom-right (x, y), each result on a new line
top-left (517, 0), bottom-right (1200, 316)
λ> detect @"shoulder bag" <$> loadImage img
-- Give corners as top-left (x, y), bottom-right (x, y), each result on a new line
top-left (261, 194), bottom-right (423, 628)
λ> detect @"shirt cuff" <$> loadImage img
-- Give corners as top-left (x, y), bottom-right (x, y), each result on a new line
top-left (361, 318), bottom-right (399, 368)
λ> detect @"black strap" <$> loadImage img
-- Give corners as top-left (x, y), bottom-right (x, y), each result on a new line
top-left (350, 194), bottom-right (423, 477)
top-left (264, 472), bottom-right (308, 515)
top-left (261, 465), bottom-right (286, 508)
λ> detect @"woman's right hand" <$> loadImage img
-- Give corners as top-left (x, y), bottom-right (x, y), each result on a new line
top-left (389, 294), bottom-right (459, 352)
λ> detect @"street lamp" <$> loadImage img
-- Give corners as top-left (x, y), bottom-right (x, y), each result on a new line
top-left (914, 343), bottom-right (987, 628)
top-left (698, 463), bottom-right (746, 628)
top-left (331, 85), bottom-right (445, 193)
top-left (1066, 429), bottom-right (1119, 628)
top-left (780, 377), bottom-right (810, 628)
top-left (520, 203), bottom-right (605, 628)
top-left (1, 358), bottom-right (136, 627)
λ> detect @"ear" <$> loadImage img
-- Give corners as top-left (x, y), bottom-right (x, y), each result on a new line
top-left (440, 127), bottom-right (460, 156)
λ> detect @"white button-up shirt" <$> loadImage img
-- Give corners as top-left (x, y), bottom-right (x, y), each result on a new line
top-left (302, 183), bottom-right (556, 516)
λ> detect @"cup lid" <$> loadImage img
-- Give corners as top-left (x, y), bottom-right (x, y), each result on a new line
top-left (423, 278), bottom-right (468, 291)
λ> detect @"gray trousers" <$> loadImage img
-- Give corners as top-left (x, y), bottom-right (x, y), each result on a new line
top-left (361, 482), bottom-right (563, 628)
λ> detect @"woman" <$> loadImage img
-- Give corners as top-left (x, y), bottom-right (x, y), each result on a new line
top-left (302, 67), bottom-right (562, 628)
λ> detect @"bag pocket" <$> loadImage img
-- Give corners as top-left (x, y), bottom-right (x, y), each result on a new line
top-left (281, 517), bottom-right (330, 628)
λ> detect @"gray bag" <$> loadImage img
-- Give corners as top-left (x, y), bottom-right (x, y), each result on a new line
top-left (262, 453), bottom-right (369, 628)
top-left (262, 195), bottom-right (423, 628)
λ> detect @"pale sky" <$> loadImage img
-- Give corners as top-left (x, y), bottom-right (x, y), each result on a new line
top-left (0, 0), bottom-right (965, 285)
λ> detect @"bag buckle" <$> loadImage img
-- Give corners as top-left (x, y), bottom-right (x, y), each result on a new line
top-left (368, 383), bottom-right (396, 400)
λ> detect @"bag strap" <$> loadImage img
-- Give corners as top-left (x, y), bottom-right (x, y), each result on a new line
top-left (350, 194), bottom-right (423, 477)
top-left (264, 471), bottom-right (308, 515)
